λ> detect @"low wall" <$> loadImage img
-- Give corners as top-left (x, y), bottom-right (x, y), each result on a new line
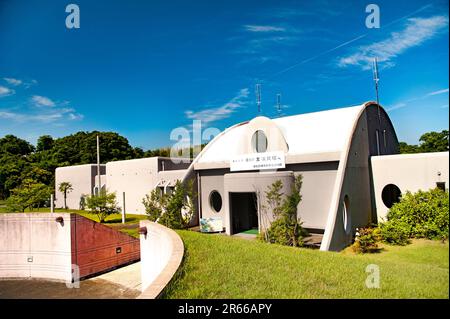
top-left (0, 213), bottom-right (73, 282)
top-left (0, 213), bottom-right (140, 283)
top-left (138, 221), bottom-right (184, 299)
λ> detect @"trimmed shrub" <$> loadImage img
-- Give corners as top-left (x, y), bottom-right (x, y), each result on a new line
top-left (379, 221), bottom-right (410, 246)
top-left (351, 226), bottom-right (382, 253)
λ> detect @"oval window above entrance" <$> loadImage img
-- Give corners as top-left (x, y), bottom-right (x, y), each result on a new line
top-left (251, 130), bottom-right (268, 153)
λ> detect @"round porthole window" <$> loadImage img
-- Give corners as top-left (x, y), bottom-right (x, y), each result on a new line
top-left (209, 190), bottom-right (222, 213)
top-left (343, 195), bottom-right (351, 235)
top-left (251, 130), bottom-right (268, 153)
top-left (381, 184), bottom-right (402, 208)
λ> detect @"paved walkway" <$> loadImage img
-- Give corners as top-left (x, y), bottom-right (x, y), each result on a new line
top-left (0, 278), bottom-right (140, 299)
top-left (96, 261), bottom-right (142, 292)
top-left (0, 261), bottom-right (142, 299)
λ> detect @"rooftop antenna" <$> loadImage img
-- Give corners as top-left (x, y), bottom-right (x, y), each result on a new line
top-left (255, 84), bottom-right (261, 114)
top-left (372, 57), bottom-right (381, 122)
top-left (276, 93), bottom-right (281, 117)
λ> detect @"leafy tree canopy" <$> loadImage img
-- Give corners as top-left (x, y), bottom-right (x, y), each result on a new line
top-left (399, 130), bottom-right (449, 154)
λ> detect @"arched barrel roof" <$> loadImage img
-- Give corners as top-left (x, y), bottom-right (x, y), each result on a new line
top-left (196, 103), bottom-right (366, 164)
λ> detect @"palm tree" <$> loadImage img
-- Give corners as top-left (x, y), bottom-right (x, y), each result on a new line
top-left (58, 182), bottom-right (73, 209)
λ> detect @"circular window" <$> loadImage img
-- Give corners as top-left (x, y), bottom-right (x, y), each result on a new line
top-left (381, 184), bottom-right (401, 208)
top-left (343, 195), bottom-right (351, 235)
top-left (251, 130), bottom-right (268, 153)
top-left (209, 190), bottom-right (222, 213)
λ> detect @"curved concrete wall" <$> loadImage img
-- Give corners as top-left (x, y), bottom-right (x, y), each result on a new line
top-left (321, 103), bottom-right (399, 251)
top-left (0, 213), bottom-right (73, 282)
top-left (138, 221), bottom-right (184, 299)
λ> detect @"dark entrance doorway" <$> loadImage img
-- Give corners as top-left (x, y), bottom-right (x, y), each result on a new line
top-left (229, 192), bottom-right (258, 234)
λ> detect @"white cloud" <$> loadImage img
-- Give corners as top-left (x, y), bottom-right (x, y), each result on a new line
top-left (3, 77), bottom-right (22, 86)
top-left (427, 88), bottom-right (449, 96)
top-left (244, 25), bottom-right (286, 32)
top-left (0, 86), bottom-right (15, 97)
top-left (386, 103), bottom-right (407, 112)
top-left (0, 107), bottom-right (82, 123)
top-left (338, 15), bottom-right (449, 69)
top-left (185, 88), bottom-right (250, 125)
top-left (68, 113), bottom-right (84, 120)
top-left (31, 95), bottom-right (56, 107)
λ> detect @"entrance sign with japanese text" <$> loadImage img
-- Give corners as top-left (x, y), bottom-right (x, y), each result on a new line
top-left (230, 151), bottom-right (285, 172)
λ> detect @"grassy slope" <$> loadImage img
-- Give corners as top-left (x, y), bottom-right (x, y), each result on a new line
top-left (165, 231), bottom-right (449, 299)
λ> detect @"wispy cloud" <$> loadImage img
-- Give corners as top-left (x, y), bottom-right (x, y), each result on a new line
top-left (338, 15), bottom-right (449, 69)
top-left (0, 86), bottom-right (15, 97)
top-left (3, 77), bottom-right (22, 86)
top-left (0, 107), bottom-right (83, 123)
top-left (31, 95), bottom-right (56, 107)
top-left (386, 103), bottom-right (407, 112)
top-left (185, 88), bottom-right (250, 125)
top-left (386, 87), bottom-right (449, 112)
top-left (244, 25), bottom-right (286, 32)
top-left (426, 88), bottom-right (449, 96)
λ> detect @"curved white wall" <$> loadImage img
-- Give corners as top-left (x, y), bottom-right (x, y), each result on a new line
top-left (138, 221), bottom-right (184, 299)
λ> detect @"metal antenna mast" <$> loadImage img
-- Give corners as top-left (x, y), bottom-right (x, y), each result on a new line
top-left (372, 57), bottom-right (381, 121)
top-left (255, 84), bottom-right (261, 114)
top-left (276, 93), bottom-right (281, 117)
top-left (96, 134), bottom-right (101, 196)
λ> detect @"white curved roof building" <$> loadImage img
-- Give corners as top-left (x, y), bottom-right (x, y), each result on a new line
top-left (186, 101), bottom-right (399, 251)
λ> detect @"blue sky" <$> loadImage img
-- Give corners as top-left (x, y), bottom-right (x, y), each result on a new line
top-left (0, 0), bottom-right (448, 150)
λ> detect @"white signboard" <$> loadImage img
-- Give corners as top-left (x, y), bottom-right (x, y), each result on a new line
top-left (230, 151), bottom-right (285, 172)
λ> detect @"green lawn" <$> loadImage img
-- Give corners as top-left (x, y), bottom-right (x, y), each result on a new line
top-left (164, 231), bottom-right (449, 299)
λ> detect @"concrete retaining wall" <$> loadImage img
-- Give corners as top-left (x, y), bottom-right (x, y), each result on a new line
top-left (138, 221), bottom-right (184, 299)
top-left (0, 213), bottom-right (73, 282)
top-left (0, 213), bottom-right (140, 283)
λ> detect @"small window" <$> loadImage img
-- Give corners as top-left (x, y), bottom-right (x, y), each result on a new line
top-left (375, 130), bottom-right (380, 155)
top-left (342, 195), bottom-right (351, 235)
top-left (381, 184), bottom-right (402, 208)
top-left (383, 129), bottom-right (387, 149)
top-left (436, 182), bottom-right (446, 191)
top-left (209, 190), bottom-right (222, 213)
top-left (251, 130), bottom-right (268, 153)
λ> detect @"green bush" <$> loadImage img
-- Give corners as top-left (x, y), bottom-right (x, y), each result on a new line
top-left (263, 217), bottom-right (305, 247)
top-left (379, 220), bottom-right (410, 245)
top-left (380, 188), bottom-right (449, 244)
top-left (351, 226), bottom-right (382, 253)
top-left (142, 179), bottom-right (196, 229)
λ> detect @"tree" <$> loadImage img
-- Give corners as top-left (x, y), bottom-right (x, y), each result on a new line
top-left (36, 135), bottom-right (54, 152)
top-left (58, 182), bottom-right (73, 209)
top-left (259, 174), bottom-right (306, 247)
top-left (399, 130), bottom-right (449, 154)
top-left (85, 190), bottom-right (120, 223)
top-left (142, 179), bottom-right (196, 229)
top-left (6, 179), bottom-right (51, 212)
top-left (418, 130), bottom-right (449, 152)
top-left (143, 188), bottom-right (167, 222)
top-left (398, 142), bottom-right (420, 154)
top-left (0, 134), bottom-right (35, 155)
